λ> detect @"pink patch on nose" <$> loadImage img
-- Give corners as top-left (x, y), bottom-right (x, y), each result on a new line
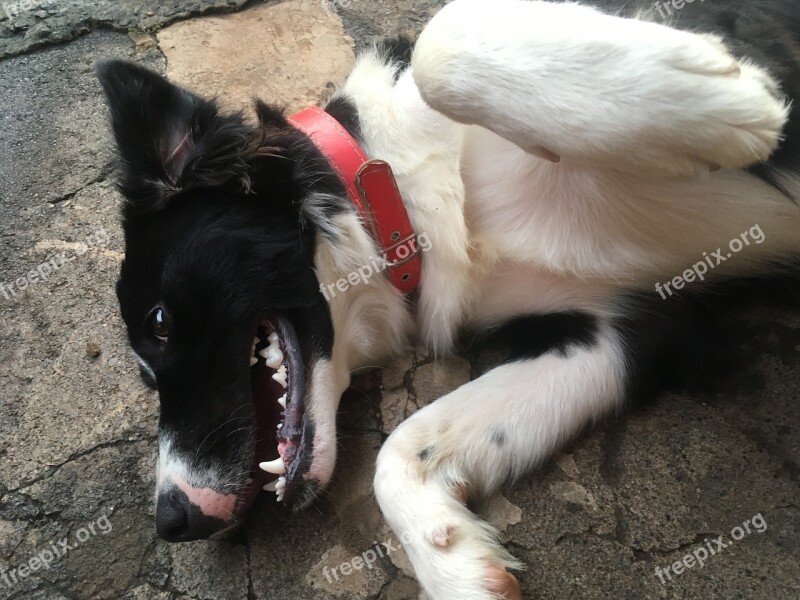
top-left (173, 476), bottom-right (238, 521)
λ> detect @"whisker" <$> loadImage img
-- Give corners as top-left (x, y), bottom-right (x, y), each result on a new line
top-left (195, 405), bottom-right (251, 459)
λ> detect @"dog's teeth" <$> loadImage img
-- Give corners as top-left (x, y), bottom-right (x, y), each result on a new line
top-left (250, 337), bottom-right (260, 367)
top-left (263, 480), bottom-right (278, 492)
top-left (260, 346), bottom-right (284, 369)
top-left (267, 349), bottom-right (284, 370)
top-left (277, 394), bottom-right (287, 409)
top-left (272, 368), bottom-right (288, 388)
top-left (276, 479), bottom-right (286, 501)
top-left (268, 332), bottom-right (279, 345)
top-left (259, 457), bottom-right (286, 475)
top-left (277, 423), bottom-right (282, 429)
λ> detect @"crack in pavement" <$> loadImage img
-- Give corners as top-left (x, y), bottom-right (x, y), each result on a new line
top-left (47, 163), bottom-right (114, 205)
top-left (7, 436), bottom-right (156, 494)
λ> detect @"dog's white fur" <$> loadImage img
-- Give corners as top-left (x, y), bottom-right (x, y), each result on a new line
top-left (306, 1), bottom-right (800, 597)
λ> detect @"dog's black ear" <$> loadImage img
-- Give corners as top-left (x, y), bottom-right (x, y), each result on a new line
top-left (96, 60), bottom-right (252, 212)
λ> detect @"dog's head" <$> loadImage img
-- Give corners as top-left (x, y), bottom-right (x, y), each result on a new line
top-left (97, 60), bottom-right (347, 541)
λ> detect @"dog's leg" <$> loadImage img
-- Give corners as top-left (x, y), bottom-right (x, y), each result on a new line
top-left (412, 0), bottom-right (789, 177)
top-left (375, 326), bottom-right (625, 600)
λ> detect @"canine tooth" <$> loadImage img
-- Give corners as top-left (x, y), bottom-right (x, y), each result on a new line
top-left (268, 332), bottom-right (279, 344)
top-left (278, 394), bottom-right (287, 409)
top-left (259, 457), bottom-right (286, 475)
top-left (263, 481), bottom-right (278, 492)
top-left (250, 357), bottom-right (258, 367)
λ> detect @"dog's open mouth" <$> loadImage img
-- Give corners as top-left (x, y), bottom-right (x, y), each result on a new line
top-left (244, 314), bottom-right (309, 507)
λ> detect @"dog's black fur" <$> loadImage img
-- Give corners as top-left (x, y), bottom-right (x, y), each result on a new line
top-left (97, 0), bottom-right (800, 551)
top-left (99, 62), bottom-right (344, 530)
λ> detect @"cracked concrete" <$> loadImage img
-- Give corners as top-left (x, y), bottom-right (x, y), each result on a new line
top-left (1, 1), bottom-right (798, 599)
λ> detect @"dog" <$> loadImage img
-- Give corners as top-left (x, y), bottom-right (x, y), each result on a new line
top-left (96, 0), bottom-right (800, 597)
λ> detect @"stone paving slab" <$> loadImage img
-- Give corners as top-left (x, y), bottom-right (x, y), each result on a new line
top-left (0, 1), bottom-right (798, 599)
top-left (158, 0), bottom-right (355, 113)
top-left (0, 0), bottom-right (252, 60)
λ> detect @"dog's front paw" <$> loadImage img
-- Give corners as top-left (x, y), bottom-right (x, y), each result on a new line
top-left (410, 543), bottom-right (523, 600)
top-left (377, 471), bottom-right (522, 598)
top-left (394, 506), bottom-right (523, 600)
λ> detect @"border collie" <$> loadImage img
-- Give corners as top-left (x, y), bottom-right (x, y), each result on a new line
top-left (96, 0), bottom-right (800, 597)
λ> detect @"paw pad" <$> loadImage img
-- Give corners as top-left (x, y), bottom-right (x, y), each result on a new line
top-left (431, 525), bottom-right (455, 548)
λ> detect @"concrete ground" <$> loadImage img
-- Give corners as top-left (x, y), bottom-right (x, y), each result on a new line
top-left (1, 1), bottom-right (798, 598)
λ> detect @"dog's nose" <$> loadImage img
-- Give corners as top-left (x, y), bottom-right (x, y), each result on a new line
top-left (156, 491), bottom-right (190, 541)
top-left (155, 486), bottom-right (231, 542)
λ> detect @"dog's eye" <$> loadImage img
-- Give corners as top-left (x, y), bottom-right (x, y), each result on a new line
top-left (149, 308), bottom-right (170, 343)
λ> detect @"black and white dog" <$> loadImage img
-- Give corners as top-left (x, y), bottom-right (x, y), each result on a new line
top-left (97, 0), bottom-right (800, 597)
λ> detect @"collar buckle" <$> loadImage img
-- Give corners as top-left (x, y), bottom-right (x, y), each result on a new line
top-left (289, 109), bottom-right (422, 295)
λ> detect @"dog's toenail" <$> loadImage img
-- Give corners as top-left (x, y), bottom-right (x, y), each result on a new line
top-left (485, 564), bottom-right (522, 600)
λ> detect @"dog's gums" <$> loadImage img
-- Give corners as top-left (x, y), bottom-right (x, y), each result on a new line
top-left (249, 315), bottom-right (307, 506)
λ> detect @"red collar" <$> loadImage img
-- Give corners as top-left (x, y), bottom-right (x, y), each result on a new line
top-left (288, 107), bottom-right (422, 295)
